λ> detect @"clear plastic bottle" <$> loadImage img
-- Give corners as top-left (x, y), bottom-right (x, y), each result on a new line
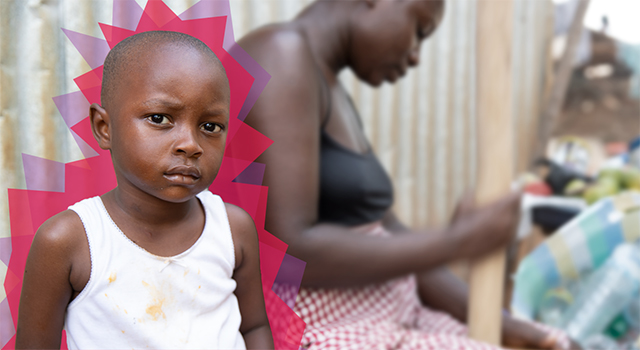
top-left (625, 297), bottom-right (640, 331)
top-left (623, 298), bottom-right (640, 344)
top-left (583, 334), bottom-right (620, 350)
top-left (561, 243), bottom-right (640, 343)
top-left (538, 288), bottom-right (573, 328)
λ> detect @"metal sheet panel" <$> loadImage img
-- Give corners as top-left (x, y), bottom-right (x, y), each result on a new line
top-left (0, 0), bottom-right (554, 239)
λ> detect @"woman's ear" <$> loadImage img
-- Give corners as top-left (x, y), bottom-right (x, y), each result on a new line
top-left (90, 103), bottom-right (112, 150)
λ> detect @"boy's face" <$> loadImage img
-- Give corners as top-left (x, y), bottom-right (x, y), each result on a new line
top-left (101, 44), bottom-right (229, 203)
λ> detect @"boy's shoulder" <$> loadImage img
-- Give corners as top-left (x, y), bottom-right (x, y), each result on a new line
top-left (31, 209), bottom-right (90, 290)
top-left (35, 209), bottom-right (86, 249)
top-left (224, 202), bottom-right (256, 239)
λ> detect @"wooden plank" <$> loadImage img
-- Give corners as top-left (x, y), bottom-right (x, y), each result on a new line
top-left (467, 0), bottom-right (514, 344)
top-left (536, 0), bottom-right (591, 157)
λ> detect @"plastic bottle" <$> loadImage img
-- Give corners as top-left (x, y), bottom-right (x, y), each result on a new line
top-left (561, 243), bottom-right (640, 343)
top-left (625, 297), bottom-right (640, 331)
top-left (606, 314), bottom-right (630, 339)
top-left (538, 288), bottom-right (573, 328)
top-left (622, 298), bottom-right (640, 344)
top-left (583, 334), bottom-right (620, 350)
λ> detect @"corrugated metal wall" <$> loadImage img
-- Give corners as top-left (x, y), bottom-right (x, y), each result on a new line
top-left (0, 0), bottom-right (553, 241)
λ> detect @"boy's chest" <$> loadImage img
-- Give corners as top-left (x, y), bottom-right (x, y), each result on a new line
top-left (67, 249), bottom-right (241, 348)
top-left (98, 240), bottom-right (236, 318)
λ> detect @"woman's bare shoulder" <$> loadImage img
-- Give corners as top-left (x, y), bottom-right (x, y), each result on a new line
top-left (239, 23), bottom-right (323, 127)
top-left (238, 23), bottom-right (316, 72)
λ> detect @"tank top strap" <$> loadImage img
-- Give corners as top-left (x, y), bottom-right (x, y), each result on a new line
top-left (67, 196), bottom-right (112, 307)
top-left (195, 190), bottom-right (236, 271)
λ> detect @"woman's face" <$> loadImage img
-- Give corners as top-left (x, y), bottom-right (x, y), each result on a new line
top-left (349, 0), bottom-right (444, 86)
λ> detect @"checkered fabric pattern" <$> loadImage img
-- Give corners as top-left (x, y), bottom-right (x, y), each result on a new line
top-left (292, 224), bottom-right (571, 350)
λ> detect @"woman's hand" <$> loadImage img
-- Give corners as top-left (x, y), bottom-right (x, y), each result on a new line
top-left (449, 191), bottom-right (522, 259)
top-left (502, 314), bottom-right (582, 350)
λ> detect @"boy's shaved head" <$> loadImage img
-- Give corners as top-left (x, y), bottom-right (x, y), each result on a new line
top-left (101, 31), bottom-right (226, 110)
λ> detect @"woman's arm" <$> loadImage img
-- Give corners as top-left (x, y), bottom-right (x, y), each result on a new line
top-left (239, 29), bottom-right (520, 288)
top-left (16, 211), bottom-right (87, 349)
top-left (387, 201), bottom-right (574, 350)
top-left (227, 204), bottom-right (273, 349)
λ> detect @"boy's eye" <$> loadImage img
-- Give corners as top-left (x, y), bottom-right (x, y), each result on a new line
top-left (201, 122), bottom-right (223, 133)
top-left (148, 114), bottom-right (170, 124)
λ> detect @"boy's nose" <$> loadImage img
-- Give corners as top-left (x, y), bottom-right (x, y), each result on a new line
top-left (173, 127), bottom-right (203, 159)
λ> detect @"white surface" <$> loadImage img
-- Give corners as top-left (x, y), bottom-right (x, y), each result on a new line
top-left (517, 194), bottom-right (587, 240)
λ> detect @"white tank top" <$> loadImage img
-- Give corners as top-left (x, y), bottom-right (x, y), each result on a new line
top-left (65, 191), bottom-right (246, 349)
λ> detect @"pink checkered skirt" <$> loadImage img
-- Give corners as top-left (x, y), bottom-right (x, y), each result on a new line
top-left (291, 223), bottom-right (569, 350)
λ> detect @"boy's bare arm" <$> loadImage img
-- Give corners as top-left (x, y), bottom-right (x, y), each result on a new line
top-left (16, 210), bottom-right (89, 349)
top-left (227, 203), bottom-right (274, 349)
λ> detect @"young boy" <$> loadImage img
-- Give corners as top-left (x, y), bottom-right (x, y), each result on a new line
top-left (15, 31), bottom-right (273, 349)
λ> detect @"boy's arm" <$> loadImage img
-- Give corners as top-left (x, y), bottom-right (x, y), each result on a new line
top-left (226, 204), bottom-right (274, 350)
top-left (16, 210), bottom-right (88, 349)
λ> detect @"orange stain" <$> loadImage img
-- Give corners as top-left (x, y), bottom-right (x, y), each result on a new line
top-left (141, 281), bottom-right (170, 321)
top-left (145, 298), bottom-right (166, 321)
top-left (108, 272), bottom-right (117, 284)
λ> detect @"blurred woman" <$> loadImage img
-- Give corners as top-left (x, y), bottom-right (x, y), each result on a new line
top-left (239, 1), bottom-right (571, 349)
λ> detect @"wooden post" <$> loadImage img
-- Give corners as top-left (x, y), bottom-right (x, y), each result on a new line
top-left (467, 0), bottom-right (514, 344)
top-left (536, 0), bottom-right (591, 158)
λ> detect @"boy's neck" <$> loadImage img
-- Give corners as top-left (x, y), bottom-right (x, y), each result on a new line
top-left (100, 187), bottom-right (206, 257)
top-left (104, 187), bottom-right (200, 230)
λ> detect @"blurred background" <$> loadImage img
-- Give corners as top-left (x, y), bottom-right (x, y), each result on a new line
top-left (0, 0), bottom-right (557, 234)
top-left (1, 0), bottom-right (640, 347)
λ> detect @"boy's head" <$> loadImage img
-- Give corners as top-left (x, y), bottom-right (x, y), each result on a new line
top-left (90, 31), bottom-right (230, 203)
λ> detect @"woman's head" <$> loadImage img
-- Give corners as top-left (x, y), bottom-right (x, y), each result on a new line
top-left (347, 0), bottom-right (444, 86)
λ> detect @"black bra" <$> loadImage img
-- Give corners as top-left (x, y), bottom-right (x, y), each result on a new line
top-left (316, 75), bottom-right (394, 226)
top-left (317, 130), bottom-right (394, 226)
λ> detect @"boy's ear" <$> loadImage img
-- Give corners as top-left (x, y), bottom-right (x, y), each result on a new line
top-left (90, 103), bottom-right (112, 150)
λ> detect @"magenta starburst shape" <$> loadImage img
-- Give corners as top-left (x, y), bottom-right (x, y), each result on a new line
top-left (1, 1), bottom-right (305, 349)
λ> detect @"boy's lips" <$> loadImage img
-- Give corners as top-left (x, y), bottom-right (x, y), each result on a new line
top-left (164, 165), bottom-right (201, 184)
